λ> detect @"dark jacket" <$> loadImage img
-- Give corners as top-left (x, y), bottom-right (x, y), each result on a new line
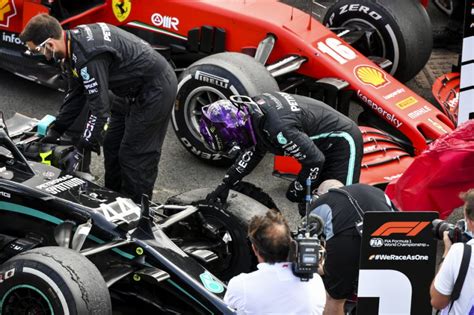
top-left (54, 23), bottom-right (170, 150)
top-left (224, 91), bottom-right (359, 186)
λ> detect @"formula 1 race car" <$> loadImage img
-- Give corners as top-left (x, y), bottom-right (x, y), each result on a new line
top-left (0, 112), bottom-right (269, 314)
top-left (0, 0), bottom-right (454, 187)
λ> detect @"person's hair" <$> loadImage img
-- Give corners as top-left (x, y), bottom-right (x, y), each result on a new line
top-left (317, 179), bottom-right (344, 195)
top-left (20, 14), bottom-right (63, 45)
top-left (248, 210), bottom-right (291, 264)
top-left (460, 189), bottom-right (474, 221)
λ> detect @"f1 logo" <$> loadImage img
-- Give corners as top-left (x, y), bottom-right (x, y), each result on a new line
top-left (371, 221), bottom-right (430, 237)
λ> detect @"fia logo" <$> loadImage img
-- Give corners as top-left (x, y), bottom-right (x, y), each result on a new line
top-left (370, 238), bottom-right (383, 248)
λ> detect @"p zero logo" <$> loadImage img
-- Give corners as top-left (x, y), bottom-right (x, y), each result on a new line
top-left (354, 65), bottom-right (390, 89)
top-left (371, 221), bottom-right (430, 237)
top-left (0, 0), bottom-right (16, 27)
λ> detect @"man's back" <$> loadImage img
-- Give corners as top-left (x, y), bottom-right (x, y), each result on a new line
top-left (434, 240), bottom-right (474, 314)
top-left (224, 262), bottom-right (326, 314)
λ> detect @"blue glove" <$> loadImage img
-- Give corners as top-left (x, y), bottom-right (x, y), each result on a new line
top-left (60, 148), bottom-right (84, 173)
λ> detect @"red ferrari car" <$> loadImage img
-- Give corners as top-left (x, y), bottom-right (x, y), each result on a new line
top-left (0, 0), bottom-right (455, 187)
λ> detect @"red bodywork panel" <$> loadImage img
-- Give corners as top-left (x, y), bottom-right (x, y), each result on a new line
top-left (432, 72), bottom-right (460, 125)
top-left (273, 126), bottom-right (415, 187)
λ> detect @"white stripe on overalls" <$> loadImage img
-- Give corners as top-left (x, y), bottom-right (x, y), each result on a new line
top-left (310, 131), bottom-right (357, 185)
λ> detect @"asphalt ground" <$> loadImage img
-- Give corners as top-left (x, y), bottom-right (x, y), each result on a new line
top-left (0, 2), bottom-right (461, 228)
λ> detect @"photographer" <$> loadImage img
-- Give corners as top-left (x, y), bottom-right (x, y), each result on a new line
top-left (430, 189), bottom-right (474, 314)
top-left (224, 210), bottom-right (326, 314)
top-left (308, 180), bottom-right (396, 315)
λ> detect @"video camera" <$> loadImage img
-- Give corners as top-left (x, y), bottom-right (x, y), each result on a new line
top-left (291, 177), bottom-right (324, 281)
top-left (432, 219), bottom-right (472, 243)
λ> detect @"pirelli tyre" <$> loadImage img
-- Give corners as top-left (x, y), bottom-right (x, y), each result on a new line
top-left (324, 0), bottom-right (432, 82)
top-left (172, 52), bottom-right (279, 166)
top-left (233, 181), bottom-right (279, 211)
top-left (0, 247), bottom-right (111, 315)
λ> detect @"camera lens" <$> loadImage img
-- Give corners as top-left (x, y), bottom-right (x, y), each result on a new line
top-left (432, 219), bottom-right (454, 240)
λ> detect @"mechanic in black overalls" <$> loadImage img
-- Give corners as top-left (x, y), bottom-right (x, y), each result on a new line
top-left (308, 179), bottom-right (397, 315)
top-left (199, 91), bottom-right (363, 205)
top-left (21, 14), bottom-right (177, 203)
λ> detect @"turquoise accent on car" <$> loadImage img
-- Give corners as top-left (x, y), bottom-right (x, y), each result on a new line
top-left (199, 271), bottom-right (224, 294)
top-left (0, 201), bottom-right (217, 314)
top-left (0, 284), bottom-right (54, 314)
top-left (0, 201), bottom-right (63, 225)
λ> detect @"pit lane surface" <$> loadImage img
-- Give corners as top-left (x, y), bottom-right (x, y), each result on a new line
top-left (0, 2), bottom-right (459, 227)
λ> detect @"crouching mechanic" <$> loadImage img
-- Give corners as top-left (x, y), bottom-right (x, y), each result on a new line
top-left (431, 189), bottom-right (474, 315)
top-left (309, 180), bottom-right (397, 315)
top-left (199, 92), bottom-right (363, 205)
top-left (224, 210), bottom-right (326, 314)
top-left (20, 14), bottom-right (177, 202)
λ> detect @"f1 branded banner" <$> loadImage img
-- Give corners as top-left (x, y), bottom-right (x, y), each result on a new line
top-left (357, 211), bottom-right (438, 315)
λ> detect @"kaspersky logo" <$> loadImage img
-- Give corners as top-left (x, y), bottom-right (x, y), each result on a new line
top-left (354, 65), bottom-right (390, 89)
top-left (0, 0), bottom-right (16, 28)
top-left (371, 221), bottom-right (430, 237)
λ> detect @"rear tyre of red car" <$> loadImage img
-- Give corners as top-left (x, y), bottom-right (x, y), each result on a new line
top-left (324, 0), bottom-right (432, 82)
top-left (172, 52), bottom-right (279, 166)
top-left (0, 246), bottom-right (111, 315)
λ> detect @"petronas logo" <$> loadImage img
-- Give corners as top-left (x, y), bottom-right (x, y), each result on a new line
top-left (277, 132), bottom-right (287, 145)
top-left (354, 65), bottom-right (390, 89)
top-left (199, 271), bottom-right (224, 294)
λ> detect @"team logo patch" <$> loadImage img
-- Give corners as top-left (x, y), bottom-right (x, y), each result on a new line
top-left (277, 132), bottom-right (287, 145)
top-left (395, 96), bottom-right (418, 110)
top-left (112, 0), bottom-right (131, 22)
top-left (199, 271), bottom-right (224, 294)
top-left (0, 0), bottom-right (17, 27)
top-left (354, 65), bottom-right (390, 89)
top-left (80, 67), bottom-right (90, 81)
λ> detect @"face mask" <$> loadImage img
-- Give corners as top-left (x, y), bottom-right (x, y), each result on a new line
top-left (46, 45), bottom-right (63, 65)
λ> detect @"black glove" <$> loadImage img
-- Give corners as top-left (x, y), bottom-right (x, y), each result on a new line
top-left (60, 148), bottom-right (84, 173)
top-left (78, 138), bottom-right (101, 155)
top-left (40, 128), bottom-right (61, 144)
top-left (206, 182), bottom-right (230, 205)
top-left (286, 180), bottom-right (305, 203)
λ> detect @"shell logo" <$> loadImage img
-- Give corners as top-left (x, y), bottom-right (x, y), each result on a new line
top-left (354, 65), bottom-right (390, 89)
top-left (0, 0), bottom-right (16, 27)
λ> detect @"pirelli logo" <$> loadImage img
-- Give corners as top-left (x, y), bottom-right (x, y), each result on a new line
top-left (371, 221), bottom-right (430, 237)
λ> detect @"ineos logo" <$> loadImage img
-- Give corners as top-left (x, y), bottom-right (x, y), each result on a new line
top-left (151, 13), bottom-right (179, 31)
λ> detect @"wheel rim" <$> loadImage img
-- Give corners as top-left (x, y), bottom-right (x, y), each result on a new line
top-left (341, 18), bottom-right (399, 75)
top-left (183, 86), bottom-right (227, 140)
top-left (342, 19), bottom-right (386, 57)
top-left (1, 285), bottom-right (54, 315)
top-left (169, 211), bottom-right (243, 277)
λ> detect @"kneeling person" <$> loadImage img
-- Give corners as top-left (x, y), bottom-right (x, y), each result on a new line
top-left (310, 180), bottom-right (397, 315)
